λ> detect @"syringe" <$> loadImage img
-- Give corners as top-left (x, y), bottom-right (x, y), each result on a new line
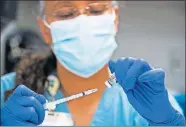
top-left (105, 73), bottom-right (116, 88)
top-left (43, 88), bottom-right (98, 110)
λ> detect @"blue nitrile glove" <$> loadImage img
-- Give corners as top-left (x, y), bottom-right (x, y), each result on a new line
top-left (109, 57), bottom-right (185, 125)
top-left (1, 85), bottom-right (46, 126)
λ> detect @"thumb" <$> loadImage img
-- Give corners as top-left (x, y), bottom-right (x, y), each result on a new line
top-left (13, 85), bottom-right (36, 97)
top-left (138, 68), bottom-right (166, 92)
top-left (108, 60), bottom-right (117, 73)
top-left (34, 94), bottom-right (47, 105)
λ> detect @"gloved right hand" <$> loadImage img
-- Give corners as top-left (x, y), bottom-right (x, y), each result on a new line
top-left (109, 58), bottom-right (185, 125)
top-left (1, 85), bottom-right (46, 126)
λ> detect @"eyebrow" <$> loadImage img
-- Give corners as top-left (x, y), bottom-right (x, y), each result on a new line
top-left (91, 1), bottom-right (111, 3)
top-left (49, 1), bottom-right (110, 12)
top-left (51, 1), bottom-right (73, 12)
top-left (55, 1), bottom-right (73, 6)
top-left (88, 1), bottom-right (107, 4)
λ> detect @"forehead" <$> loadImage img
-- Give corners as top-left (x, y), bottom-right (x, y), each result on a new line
top-left (45, 1), bottom-right (112, 11)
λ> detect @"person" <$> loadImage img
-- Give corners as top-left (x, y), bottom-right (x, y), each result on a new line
top-left (1, 0), bottom-right (185, 126)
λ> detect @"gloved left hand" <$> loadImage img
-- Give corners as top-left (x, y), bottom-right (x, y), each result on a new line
top-left (109, 57), bottom-right (185, 125)
top-left (1, 85), bottom-right (46, 126)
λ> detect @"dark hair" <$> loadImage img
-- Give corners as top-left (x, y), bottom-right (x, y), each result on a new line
top-left (4, 30), bottom-right (56, 101)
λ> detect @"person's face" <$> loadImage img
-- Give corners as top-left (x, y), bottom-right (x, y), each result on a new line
top-left (37, 0), bottom-right (119, 45)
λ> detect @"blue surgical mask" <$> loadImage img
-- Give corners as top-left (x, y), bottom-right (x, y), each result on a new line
top-left (47, 13), bottom-right (118, 78)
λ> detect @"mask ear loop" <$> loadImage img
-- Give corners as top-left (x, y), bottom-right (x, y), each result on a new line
top-left (110, 8), bottom-right (117, 36)
top-left (42, 15), bottom-right (56, 47)
top-left (111, 0), bottom-right (118, 20)
top-left (112, 9), bottom-right (116, 21)
top-left (42, 15), bottom-right (51, 28)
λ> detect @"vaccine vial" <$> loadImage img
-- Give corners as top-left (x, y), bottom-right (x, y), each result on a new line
top-left (105, 73), bottom-right (117, 88)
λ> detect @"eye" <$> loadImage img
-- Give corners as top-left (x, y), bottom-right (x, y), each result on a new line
top-left (53, 8), bottom-right (78, 20)
top-left (89, 9), bottom-right (105, 15)
top-left (54, 13), bottom-right (75, 19)
top-left (88, 3), bottom-right (108, 15)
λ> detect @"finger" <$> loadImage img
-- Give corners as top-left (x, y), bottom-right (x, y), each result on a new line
top-left (33, 94), bottom-right (46, 124)
top-left (115, 57), bottom-right (136, 85)
top-left (34, 94), bottom-right (46, 105)
top-left (13, 85), bottom-right (36, 97)
top-left (123, 59), bottom-right (152, 92)
top-left (17, 96), bottom-right (45, 125)
top-left (21, 122), bottom-right (36, 126)
top-left (138, 68), bottom-right (165, 92)
top-left (133, 84), bottom-right (153, 107)
top-left (108, 60), bottom-right (117, 73)
top-left (127, 90), bottom-right (150, 119)
top-left (17, 107), bottom-right (39, 124)
top-left (7, 120), bottom-right (36, 126)
top-left (115, 58), bottom-right (124, 84)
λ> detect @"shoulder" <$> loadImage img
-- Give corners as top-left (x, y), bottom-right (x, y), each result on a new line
top-left (1, 72), bottom-right (16, 88)
top-left (1, 72), bottom-right (16, 104)
top-left (1, 72), bottom-right (16, 80)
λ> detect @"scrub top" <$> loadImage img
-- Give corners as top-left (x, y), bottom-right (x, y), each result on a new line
top-left (1, 72), bottom-right (183, 126)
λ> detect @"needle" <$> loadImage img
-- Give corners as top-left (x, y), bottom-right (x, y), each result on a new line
top-left (43, 88), bottom-right (98, 110)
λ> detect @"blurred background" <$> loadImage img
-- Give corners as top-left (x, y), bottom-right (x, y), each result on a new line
top-left (1, 1), bottom-right (185, 94)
